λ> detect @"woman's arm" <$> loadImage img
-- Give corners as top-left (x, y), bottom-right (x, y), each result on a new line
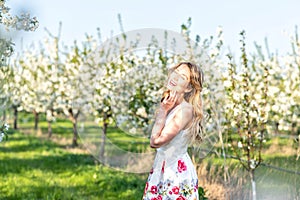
top-left (150, 104), bottom-right (193, 148)
top-left (150, 107), bottom-right (168, 148)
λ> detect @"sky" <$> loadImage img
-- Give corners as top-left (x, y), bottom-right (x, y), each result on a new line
top-left (6, 0), bottom-right (300, 56)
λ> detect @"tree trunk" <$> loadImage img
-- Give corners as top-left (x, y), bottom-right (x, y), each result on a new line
top-left (33, 110), bottom-right (39, 130)
top-left (250, 170), bottom-right (257, 200)
top-left (48, 120), bottom-right (52, 138)
top-left (47, 108), bottom-right (54, 138)
top-left (69, 108), bottom-right (80, 147)
top-left (72, 119), bottom-right (78, 147)
top-left (99, 119), bottom-right (108, 163)
top-left (2, 110), bottom-right (6, 122)
top-left (13, 106), bottom-right (18, 129)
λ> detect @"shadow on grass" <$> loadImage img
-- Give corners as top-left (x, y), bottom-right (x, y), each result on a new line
top-left (1, 184), bottom-right (98, 200)
top-left (0, 153), bottom-right (95, 175)
top-left (0, 139), bottom-right (65, 153)
top-left (0, 131), bottom-right (95, 175)
top-left (0, 130), bottom-right (65, 152)
top-left (1, 174), bottom-right (146, 200)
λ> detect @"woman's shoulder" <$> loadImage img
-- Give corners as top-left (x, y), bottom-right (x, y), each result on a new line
top-left (177, 101), bottom-right (193, 131)
top-left (176, 101), bottom-right (193, 118)
top-left (181, 101), bottom-right (193, 112)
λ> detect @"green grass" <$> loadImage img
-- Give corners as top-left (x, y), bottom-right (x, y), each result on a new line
top-left (1, 111), bottom-right (299, 199)
top-left (0, 130), bottom-right (147, 200)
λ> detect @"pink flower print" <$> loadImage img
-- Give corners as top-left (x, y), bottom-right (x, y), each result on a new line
top-left (194, 183), bottom-right (198, 192)
top-left (151, 196), bottom-right (162, 200)
top-left (143, 182), bottom-right (149, 195)
top-left (150, 167), bottom-right (154, 174)
top-left (194, 179), bottom-right (198, 192)
top-left (176, 195), bottom-right (187, 200)
top-left (177, 159), bottom-right (187, 173)
top-left (151, 185), bottom-right (158, 194)
top-left (162, 160), bottom-right (165, 173)
top-left (172, 186), bottom-right (180, 195)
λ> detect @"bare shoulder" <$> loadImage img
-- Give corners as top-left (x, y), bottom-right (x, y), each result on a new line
top-left (182, 101), bottom-right (193, 114)
top-left (175, 101), bottom-right (193, 120)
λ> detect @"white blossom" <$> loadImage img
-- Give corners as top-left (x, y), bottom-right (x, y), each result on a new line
top-left (238, 141), bottom-right (243, 148)
top-left (0, 132), bottom-right (4, 142)
top-left (250, 159), bottom-right (257, 169)
top-left (223, 80), bottom-right (232, 88)
top-left (4, 123), bottom-right (9, 131)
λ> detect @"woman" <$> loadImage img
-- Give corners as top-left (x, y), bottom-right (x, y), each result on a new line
top-left (142, 62), bottom-right (204, 200)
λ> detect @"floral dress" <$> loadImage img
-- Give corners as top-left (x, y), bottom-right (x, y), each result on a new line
top-left (142, 104), bottom-right (199, 200)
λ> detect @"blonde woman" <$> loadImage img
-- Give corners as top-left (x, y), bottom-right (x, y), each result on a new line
top-left (142, 62), bottom-right (204, 200)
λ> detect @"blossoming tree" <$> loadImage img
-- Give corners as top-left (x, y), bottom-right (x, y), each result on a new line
top-left (224, 31), bottom-right (269, 200)
top-left (0, 0), bottom-right (38, 141)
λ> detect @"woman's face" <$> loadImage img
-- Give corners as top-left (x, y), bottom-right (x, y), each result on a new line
top-left (167, 64), bottom-right (191, 93)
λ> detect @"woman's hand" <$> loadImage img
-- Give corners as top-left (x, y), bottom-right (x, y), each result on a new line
top-left (160, 90), bottom-right (178, 112)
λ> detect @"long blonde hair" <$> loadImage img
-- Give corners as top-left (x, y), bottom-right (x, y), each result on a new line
top-left (168, 62), bottom-right (204, 145)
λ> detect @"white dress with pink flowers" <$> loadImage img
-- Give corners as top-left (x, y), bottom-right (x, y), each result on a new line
top-left (142, 104), bottom-right (199, 200)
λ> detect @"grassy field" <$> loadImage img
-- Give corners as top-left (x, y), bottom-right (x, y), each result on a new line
top-left (0, 112), bottom-right (299, 199)
top-left (0, 128), bottom-right (147, 200)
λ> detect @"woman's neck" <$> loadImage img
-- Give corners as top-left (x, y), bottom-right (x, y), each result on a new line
top-left (175, 93), bottom-right (185, 106)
